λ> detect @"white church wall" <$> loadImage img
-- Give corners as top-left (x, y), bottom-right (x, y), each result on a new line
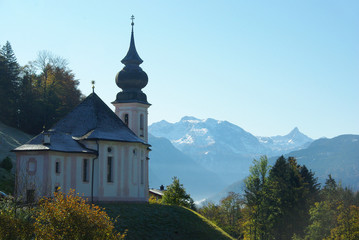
top-left (16, 152), bottom-right (45, 200)
top-left (94, 141), bottom-right (148, 202)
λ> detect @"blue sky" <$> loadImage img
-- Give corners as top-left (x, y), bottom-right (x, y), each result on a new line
top-left (1, 0), bottom-right (358, 139)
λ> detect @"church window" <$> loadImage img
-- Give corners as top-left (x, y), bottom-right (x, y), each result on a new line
top-left (107, 147), bottom-right (112, 153)
top-left (107, 156), bottom-right (113, 182)
top-left (83, 159), bottom-right (89, 182)
top-left (140, 159), bottom-right (144, 184)
top-left (140, 114), bottom-right (144, 137)
top-left (55, 161), bottom-right (60, 174)
top-left (124, 114), bottom-right (129, 126)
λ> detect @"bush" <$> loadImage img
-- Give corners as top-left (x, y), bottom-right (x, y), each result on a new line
top-left (149, 195), bottom-right (162, 204)
top-left (0, 196), bottom-right (34, 240)
top-left (33, 189), bottom-right (126, 240)
top-left (0, 156), bottom-right (13, 172)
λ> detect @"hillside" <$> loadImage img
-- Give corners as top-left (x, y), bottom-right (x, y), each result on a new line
top-left (0, 121), bottom-right (31, 194)
top-left (0, 121), bottom-right (31, 164)
top-left (103, 203), bottom-right (234, 240)
top-left (281, 134), bottom-right (359, 190)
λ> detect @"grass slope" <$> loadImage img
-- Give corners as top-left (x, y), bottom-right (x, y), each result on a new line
top-left (103, 203), bottom-right (234, 240)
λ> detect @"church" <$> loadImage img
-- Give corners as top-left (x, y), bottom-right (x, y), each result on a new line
top-left (13, 18), bottom-right (151, 203)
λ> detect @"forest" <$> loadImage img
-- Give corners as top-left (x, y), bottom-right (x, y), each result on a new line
top-left (199, 156), bottom-right (359, 239)
top-left (0, 41), bottom-right (83, 134)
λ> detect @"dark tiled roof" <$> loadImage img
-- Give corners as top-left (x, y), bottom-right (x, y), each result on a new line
top-left (14, 93), bottom-right (147, 153)
top-left (13, 131), bottom-right (95, 154)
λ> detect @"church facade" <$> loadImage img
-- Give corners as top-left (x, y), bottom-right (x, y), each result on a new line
top-left (13, 19), bottom-right (151, 203)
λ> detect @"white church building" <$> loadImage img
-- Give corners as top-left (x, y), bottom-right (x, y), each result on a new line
top-left (13, 19), bottom-right (151, 203)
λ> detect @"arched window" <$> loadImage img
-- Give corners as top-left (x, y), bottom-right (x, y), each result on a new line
top-left (140, 114), bottom-right (144, 137)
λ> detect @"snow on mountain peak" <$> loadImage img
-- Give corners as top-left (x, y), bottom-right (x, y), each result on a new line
top-left (180, 116), bottom-right (200, 122)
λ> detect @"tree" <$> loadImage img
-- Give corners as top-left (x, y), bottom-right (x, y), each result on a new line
top-left (327, 204), bottom-right (359, 240)
top-left (0, 41), bottom-right (20, 126)
top-left (162, 177), bottom-right (195, 210)
top-left (199, 192), bottom-right (244, 239)
top-left (0, 42), bottom-right (84, 134)
top-left (0, 157), bottom-right (13, 172)
top-left (33, 189), bottom-right (126, 240)
top-left (243, 156), bottom-right (271, 240)
top-left (304, 201), bottom-right (336, 240)
top-left (18, 51), bottom-right (83, 134)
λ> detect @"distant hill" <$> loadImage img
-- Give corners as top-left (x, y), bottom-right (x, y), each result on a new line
top-left (149, 134), bottom-right (226, 200)
top-left (103, 203), bottom-right (234, 240)
top-left (206, 135), bottom-right (359, 204)
top-left (149, 116), bottom-right (313, 184)
top-left (204, 179), bottom-right (246, 205)
top-left (280, 134), bottom-right (359, 190)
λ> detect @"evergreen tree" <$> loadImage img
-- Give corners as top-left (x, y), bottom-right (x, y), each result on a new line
top-left (0, 157), bottom-right (13, 172)
top-left (267, 156), bottom-right (320, 239)
top-left (0, 41), bottom-right (20, 126)
top-left (162, 177), bottom-right (195, 210)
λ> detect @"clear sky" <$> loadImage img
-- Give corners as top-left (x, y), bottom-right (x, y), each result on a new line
top-left (1, 0), bottom-right (358, 139)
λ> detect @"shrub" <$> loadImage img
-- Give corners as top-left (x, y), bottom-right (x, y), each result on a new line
top-left (149, 195), bottom-right (162, 204)
top-left (0, 196), bottom-right (34, 239)
top-left (33, 189), bottom-right (126, 240)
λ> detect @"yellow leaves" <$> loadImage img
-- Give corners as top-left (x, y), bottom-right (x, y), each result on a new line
top-left (33, 188), bottom-right (126, 240)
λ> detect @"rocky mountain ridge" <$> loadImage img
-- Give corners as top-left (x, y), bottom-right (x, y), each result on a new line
top-left (149, 116), bottom-right (313, 183)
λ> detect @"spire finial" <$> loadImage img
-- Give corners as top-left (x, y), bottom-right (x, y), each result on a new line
top-left (131, 15), bottom-right (135, 27)
top-left (91, 80), bottom-right (95, 93)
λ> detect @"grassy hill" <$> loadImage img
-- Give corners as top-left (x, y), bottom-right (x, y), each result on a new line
top-left (0, 121), bottom-right (31, 167)
top-left (103, 203), bottom-right (234, 240)
top-left (0, 121), bottom-right (31, 194)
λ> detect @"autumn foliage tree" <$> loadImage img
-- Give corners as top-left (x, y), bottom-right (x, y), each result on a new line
top-left (0, 42), bottom-right (83, 134)
top-left (34, 189), bottom-right (126, 240)
top-left (200, 192), bottom-right (244, 239)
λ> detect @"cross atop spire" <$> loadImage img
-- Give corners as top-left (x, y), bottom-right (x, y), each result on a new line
top-left (131, 15), bottom-right (135, 27)
top-left (91, 80), bottom-right (95, 93)
top-left (121, 15), bottom-right (143, 65)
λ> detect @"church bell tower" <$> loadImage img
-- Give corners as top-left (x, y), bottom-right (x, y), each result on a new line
top-left (112, 16), bottom-right (150, 143)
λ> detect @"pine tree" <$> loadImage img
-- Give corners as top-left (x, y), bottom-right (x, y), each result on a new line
top-left (162, 177), bottom-right (195, 210)
top-left (0, 41), bottom-right (20, 126)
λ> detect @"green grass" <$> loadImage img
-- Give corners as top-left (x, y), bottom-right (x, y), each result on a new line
top-left (102, 203), bottom-right (235, 240)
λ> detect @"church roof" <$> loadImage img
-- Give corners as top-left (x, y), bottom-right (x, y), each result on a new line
top-left (13, 93), bottom-right (148, 153)
top-left (13, 131), bottom-right (96, 154)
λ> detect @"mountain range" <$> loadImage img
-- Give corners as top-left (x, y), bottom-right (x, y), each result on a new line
top-left (149, 116), bottom-right (312, 184)
top-left (149, 116), bottom-right (359, 201)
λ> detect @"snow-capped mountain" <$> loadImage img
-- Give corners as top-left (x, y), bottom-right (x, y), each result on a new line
top-left (257, 127), bottom-right (313, 155)
top-left (149, 116), bottom-right (313, 184)
top-left (150, 116), bottom-right (267, 155)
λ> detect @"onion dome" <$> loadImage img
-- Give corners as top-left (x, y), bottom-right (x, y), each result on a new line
top-left (114, 16), bottom-right (149, 104)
